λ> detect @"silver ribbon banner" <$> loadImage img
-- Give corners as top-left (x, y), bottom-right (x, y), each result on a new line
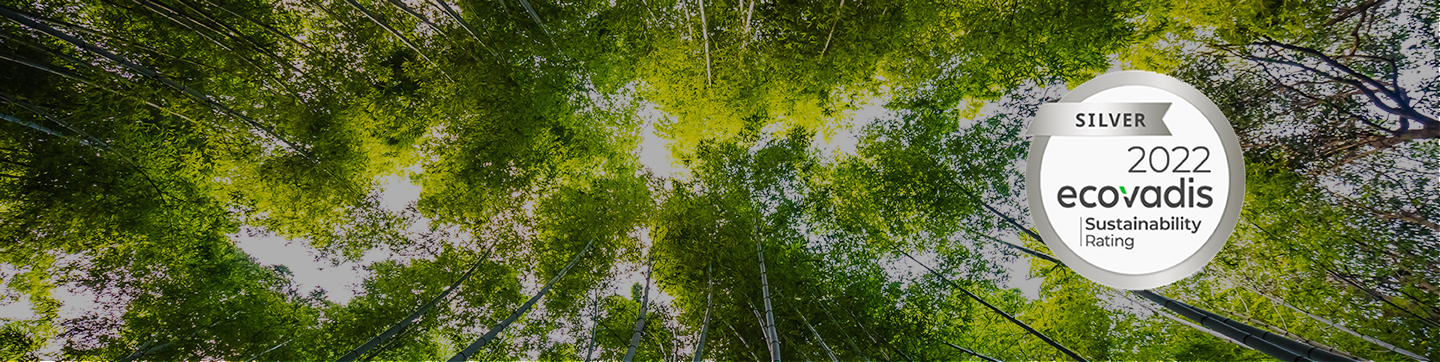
top-left (1025, 102), bottom-right (1172, 136)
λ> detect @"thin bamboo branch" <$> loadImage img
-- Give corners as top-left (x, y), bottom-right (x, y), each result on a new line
top-left (337, 0), bottom-right (455, 82)
top-left (171, 0), bottom-right (332, 92)
top-left (447, 238), bottom-right (596, 361)
top-left (196, 0), bottom-right (320, 54)
top-left (793, 303), bottom-right (838, 362)
top-left (336, 248), bottom-right (494, 362)
top-left (1237, 283), bottom-right (1427, 361)
top-left (120, 0), bottom-right (315, 104)
top-left (1247, 219), bottom-right (1440, 329)
top-left (898, 250), bottom-right (1089, 362)
top-left (244, 338), bottom-right (292, 362)
top-left (0, 113), bottom-right (86, 146)
top-left (819, 0), bottom-right (843, 59)
top-left (0, 91), bottom-right (111, 150)
top-left (380, 0), bottom-right (482, 64)
top-left (726, 320), bottom-right (764, 362)
top-left (426, 0), bottom-right (500, 59)
top-left (743, 0), bottom-right (755, 40)
top-left (2, 7), bottom-right (212, 70)
top-left (804, 289), bottom-right (872, 362)
top-left (840, 304), bottom-right (898, 362)
top-left (0, 5), bottom-right (322, 164)
top-left (939, 341), bottom-right (1000, 362)
top-left (583, 291), bottom-right (601, 362)
top-left (0, 47), bottom-right (198, 123)
top-left (515, 0), bottom-right (552, 42)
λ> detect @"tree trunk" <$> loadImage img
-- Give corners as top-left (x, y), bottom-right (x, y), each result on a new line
top-left (743, 0), bottom-right (755, 38)
top-left (1330, 127), bottom-right (1440, 167)
top-left (448, 238), bottom-right (595, 361)
top-left (244, 338), bottom-right (292, 361)
top-left (794, 305), bottom-right (838, 362)
top-left (1210, 305), bottom-right (1362, 361)
top-left (1238, 284), bottom-right (1426, 361)
top-left (755, 221), bottom-right (780, 362)
top-left (898, 250), bottom-right (1089, 362)
top-left (841, 305), bottom-right (895, 362)
top-left (1132, 290), bottom-right (1356, 362)
top-left (196, 0), bottom-right (319, 54)
top-left (693, 263), bottom-right (714, 362)
top-left (1117, 290), bottom-right (1247, 347)
top-left (961, 180), bottom-right (1354, 361)
top-left (379, 0), bottom-right (482, 64)
top-left (726, 320), bottom-right (764, 362)
top-left (0, 113), bottom-right (88, 148)
top-left (698, 0), bottom-right (711, 86)
top-left (0, 5), bottom-right (323, 164)
top-left (426, 0), bottom-right (500, 59)
top-left (806, 291), bottom-right (870, 362)
top-left (336, 248), bottom-right (492, 362)
top-left (623, 258), bottom-right (655, 362)
top-left (583, 293), bottom-right (601, 362)
top-left (337, 0), bottom-right (454, 82)
top-left (939, 341), bottom-right (999, 362)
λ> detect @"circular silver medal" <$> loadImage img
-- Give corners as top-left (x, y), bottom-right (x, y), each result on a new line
top-left (1025, 71), bottom-right (1245, 290)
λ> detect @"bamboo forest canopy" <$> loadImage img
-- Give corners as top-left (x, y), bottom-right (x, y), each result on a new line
top-left (1, 0), bottom-right (1438, 359)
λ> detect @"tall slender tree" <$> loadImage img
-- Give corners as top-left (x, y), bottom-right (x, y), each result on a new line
top-left (448, 238), bottom-right (596, 361)
top-left (335, 248), bottom-right (493, 362)
top-left (693, 264), bottom-right (715, 362)
top-left (623, 258), bottom-right (654, 362)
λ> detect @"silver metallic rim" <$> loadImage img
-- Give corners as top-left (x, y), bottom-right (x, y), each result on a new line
top-left (1025, 70), bottom-right (1246, 290)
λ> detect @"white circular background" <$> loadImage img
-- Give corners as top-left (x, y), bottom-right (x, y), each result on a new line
top-left (1038, 85), bottom-right (1231, 275)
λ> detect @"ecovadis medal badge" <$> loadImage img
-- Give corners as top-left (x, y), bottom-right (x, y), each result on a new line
top-left (1024, 71), bottom-right (1245, 290)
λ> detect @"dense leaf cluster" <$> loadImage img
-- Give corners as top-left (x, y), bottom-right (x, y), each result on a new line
top-left (1, 0), bottom-right (1436, 360)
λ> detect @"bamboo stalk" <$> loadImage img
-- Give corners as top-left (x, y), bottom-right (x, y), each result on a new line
top-left (793, 303), bottom-right (838, 362)
top-left (1237, 283), bottom-right (1426, 361)
top-left (898, 250), bottom-right (1089, 362)
top-left (197, 0), bottom-right (320, 54)
top-left (940, 341), bottom-right (1000, 362)
top-left (380, 0), bottom-right (482, 64)
top-left (819, 0), bottom-right (843, 59)
top-left (427, 0), bottom-right (501, 59)
top-left (447, 238), bottom-right (596, 361)
top-left (699, 0), bottom-right (711, 86)
top-left (335, 248), bottom-right (494, 362)
top-left (804, 289), bottom-right (872, 362)
top-left (755, 220), bottom-right (781, 362)
top-left (623, 258), bottom-right (655, 362)
top-left (337, 0), bottom-right (455, 82)
top-left (0, 5), bottom-right (323, 164)
top-left (693, 263), bottom-right (715, 362)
